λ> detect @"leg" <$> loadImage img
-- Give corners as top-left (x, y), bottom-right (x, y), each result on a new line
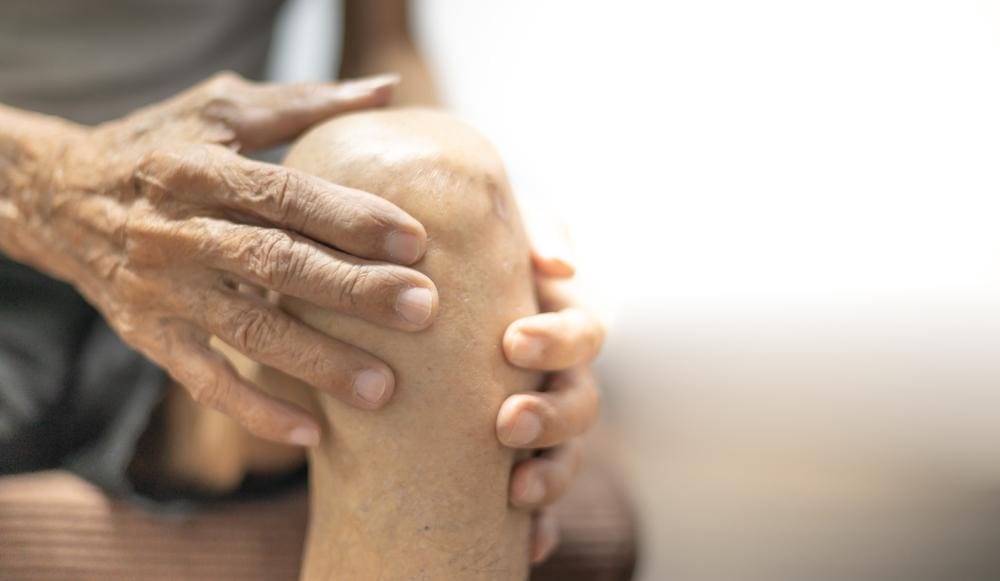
top-left (131, 108), bottom-right (540, 579)
top-left (262, 109), bottom-right (541, 580)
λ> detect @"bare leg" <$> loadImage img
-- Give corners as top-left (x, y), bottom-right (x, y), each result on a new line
top-left (271, 108), bottom-right (541, 580)
top-left (136, 108), bottom-right (540, 579)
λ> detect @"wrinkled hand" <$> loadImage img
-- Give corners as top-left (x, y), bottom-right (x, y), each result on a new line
top-left (498, 218), bottom-right (605, 564)
top-left (25, 72), bottom-right (439, 446)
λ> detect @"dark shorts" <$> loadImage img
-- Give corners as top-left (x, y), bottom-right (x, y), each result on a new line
top-left (0, 256), bottom-right (169, 501)
top-left (0, 255), bottom-right (307, 510)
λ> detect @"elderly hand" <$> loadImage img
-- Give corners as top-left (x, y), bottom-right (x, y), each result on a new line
top-left (497, 221), bottom-right (605, 564)
top-left (10, 72), bottom-right (439, 447)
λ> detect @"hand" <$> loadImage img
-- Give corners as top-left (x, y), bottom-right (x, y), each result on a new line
top-left (497, 216), bottom-right (605, 564)
top-left (13, 72), bottom-right (439, 447)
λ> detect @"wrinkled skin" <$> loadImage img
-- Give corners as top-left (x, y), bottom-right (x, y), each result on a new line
top-left (0, 71), bottom-right (605, 564)
top-left (231, 108), bottom-right (598, 578)
top-left (4, 73), bottom-right (438, 445)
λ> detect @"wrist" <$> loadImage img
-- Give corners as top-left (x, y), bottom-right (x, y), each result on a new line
top-left (0, 105), bottom-right (88, 272)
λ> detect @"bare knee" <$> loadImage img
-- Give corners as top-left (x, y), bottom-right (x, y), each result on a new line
top-left (282, 107), bottom-right (540, 404)
top-left (279, 109), bottom-right (540, 579)
top-left (284, 108), bottom-right (524, 254)
top-left (142, 110), bottom-right (533, 506)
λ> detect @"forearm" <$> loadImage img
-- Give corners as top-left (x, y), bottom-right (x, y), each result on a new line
top-left (339, 0), bottom-right (440, 106)
top-left (0, 104), bottom-right (84, 276)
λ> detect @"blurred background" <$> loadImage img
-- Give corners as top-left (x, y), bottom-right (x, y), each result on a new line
top-left (1, 0), bottom-right (998, 579)
top-left (271, 0), bottom-right (1000, 579)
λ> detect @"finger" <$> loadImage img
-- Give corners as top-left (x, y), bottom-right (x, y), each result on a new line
top-left (497, 368), bottom-right (599, 448)
top-left (530, 509), bottom-right (561, 565)
top-left (534, 276), bottom-right (579, 313)
top-left (504, 307), bottom-right (605, 371)
top-left (510, 439), bottom-right (585, 510)
top-left (204, 73), bottom-right (399, 150)
top-left (162, 330), bottom-right (321, 446)
top-left (531, 245), bottom-right (575, 278)
top-left (192, 287), bottom-right (396, 409)
top-left (135, 145), bottom-right (427, 265)
top-left (521, 199), bottom-right (575, 278)
top-left (154, 216), bottom-right (437, 330)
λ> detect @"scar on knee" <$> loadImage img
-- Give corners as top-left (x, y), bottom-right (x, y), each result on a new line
top-left (490, 183), bottom-right (509, 222)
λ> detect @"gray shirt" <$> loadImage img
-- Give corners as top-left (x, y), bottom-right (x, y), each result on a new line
top-left (0, 0), bottom-right (286, 124)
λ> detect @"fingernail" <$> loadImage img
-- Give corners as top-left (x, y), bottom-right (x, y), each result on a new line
top-left (363, 73), bottom-right (401, 87)
top-left (396, 287), bottom-right (433, 326)
top-left (288, 426), bottom-right (320, 447)
top-left (505, 410), bottom-right (542, 447)
top-left (512, 333), bottom-right (546, 366)
top-left (534, 229), bottom-right (575, 274)
top-left (385, 231), bottom-right (421, 263)
top-left (354, 369), bottom-right (389, 405)
top-left (344, 73), bottom-right (401, 95)
top-left (519, 475), bottom-right (545, 504)
top-left (532, 528), bottom-right (557, 564)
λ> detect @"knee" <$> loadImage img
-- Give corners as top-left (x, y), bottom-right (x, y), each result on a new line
top-left (281, 107), bottom-right (540, 406)
top-left (284, 108), bottom-right (525, 256)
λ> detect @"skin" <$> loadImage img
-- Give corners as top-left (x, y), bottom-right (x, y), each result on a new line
top-left (146, 110), bottom-right (602, 578)
top-left (145, 108), bottom-right (567, 579)
top-left (283, 108), bottom-right (543, 579)
top-left (338, 1), bottom-right (605, 559)
top-left (0, 0), bottom-right (605, 564)
top-left (0, 74), bottom-right (432, 447)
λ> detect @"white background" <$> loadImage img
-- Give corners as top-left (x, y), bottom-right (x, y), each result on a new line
top-left (272, 2), bottom-right (1000, 579)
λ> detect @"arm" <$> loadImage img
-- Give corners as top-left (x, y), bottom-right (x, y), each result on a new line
top-left (0, 76), bottom-right (434, 446)
top-left (339, 0), bottom-right (440, 105)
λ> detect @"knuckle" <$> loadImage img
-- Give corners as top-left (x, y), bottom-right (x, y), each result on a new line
top-left (256, 168), bottom-right (298, 223)
top-left (540, 391), bottom-right (561, 418)
top-left (198, 71), bottom-right (248, 123)
top-left (228, 305), bottom-right (288, 355)
top-left (134, 147), bottom-right (199, 194)
top-left (122, 207), bottom-right (170, 266)
top-left (333, 263), bottom-right (405, 312)
top-left (133, 148), bottom-right (172, 185)
top-left (300, 343), bottom-right (335, 385)
top-left (334, 262), bottom-right (370, 309)
top-left (243, 230), bottom-right (298, 288)
top-left (345, 198), bottom-right (396, 237)
top-left (531, 397), bottom-right (560, 435)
